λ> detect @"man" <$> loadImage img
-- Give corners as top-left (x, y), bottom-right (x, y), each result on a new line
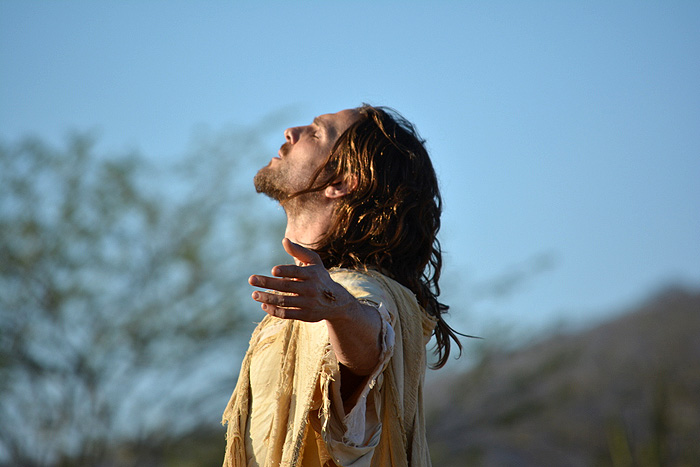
top-left (222, 105), bottom-right (461, 467)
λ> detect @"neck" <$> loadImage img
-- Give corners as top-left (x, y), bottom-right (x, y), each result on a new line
top-left (282, 198), bottom-right (336, 251)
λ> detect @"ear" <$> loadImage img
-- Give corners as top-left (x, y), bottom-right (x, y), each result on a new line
top-left (324, 174), bottom-right (358, 199)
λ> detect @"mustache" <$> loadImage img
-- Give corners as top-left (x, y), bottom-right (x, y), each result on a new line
top-left (279, 142), bottom-right (291, 157)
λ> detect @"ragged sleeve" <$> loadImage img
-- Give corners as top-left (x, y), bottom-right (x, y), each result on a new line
top-left (316, 269), bottom-right (397, 466)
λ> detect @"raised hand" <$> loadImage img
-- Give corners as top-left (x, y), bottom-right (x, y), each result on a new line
top-left (248, 238), bottom-right (356, 322)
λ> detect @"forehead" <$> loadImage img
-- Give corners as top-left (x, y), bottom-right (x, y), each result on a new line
top-left (313, 108), bottom-right (360, 135)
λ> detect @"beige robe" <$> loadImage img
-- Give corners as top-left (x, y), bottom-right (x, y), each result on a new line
top-left (222, 269), bottom-right (436, 467)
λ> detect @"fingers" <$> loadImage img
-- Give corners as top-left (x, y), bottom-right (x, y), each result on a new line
top-left (258, 303), bottom-right (307, 321)
top-left (251, 290), bottom-right (324, 323)
top-left (251, 290), bottom-right (306, 309)
top-left (282, 238), bottom-right (322, 266)
top-left (248, 238), bottom-right (333, 323)
top-left (271, 264), bottom-right (315, 279)
top-left (249, 274), bottom-right (307, 295)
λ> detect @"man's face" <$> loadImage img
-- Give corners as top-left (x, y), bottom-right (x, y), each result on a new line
top-left (254, 108), bottom-right (360, 201)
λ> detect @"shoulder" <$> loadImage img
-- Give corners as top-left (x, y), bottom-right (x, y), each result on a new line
top-left (329, 268), bottom-right (395, 307)
top-left (329, 268), bottom-right (419, 316)
top-left (330, 267), bottom-right (418, 301)
top-left (331, 268), bottom-right (437, 341)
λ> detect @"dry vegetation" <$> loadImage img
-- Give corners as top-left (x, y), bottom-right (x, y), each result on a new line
top-left (426, 287), bottom-right (700, 466)
top-left (87, 287), bottom-right (699, 467)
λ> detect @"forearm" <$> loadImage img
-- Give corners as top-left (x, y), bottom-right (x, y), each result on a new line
top-left (326, 300), bottom-right (382, 376)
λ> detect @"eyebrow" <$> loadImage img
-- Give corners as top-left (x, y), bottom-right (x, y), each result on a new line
top-left (312, 116), bottom-right (335, 137)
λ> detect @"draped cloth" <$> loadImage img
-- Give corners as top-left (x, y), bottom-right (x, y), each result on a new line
top-left (222, 269), bottom-right (436, 467)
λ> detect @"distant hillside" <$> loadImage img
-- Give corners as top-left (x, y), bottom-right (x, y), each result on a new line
top-left (425, 288), bottom-right (700, 466)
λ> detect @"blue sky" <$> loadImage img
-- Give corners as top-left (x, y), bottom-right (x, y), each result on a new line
top-left (2, 1), bottom-right (699, 342)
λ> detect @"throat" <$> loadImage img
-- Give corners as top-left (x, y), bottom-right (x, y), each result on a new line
top-left (283, 201), bottom-right (336, 250)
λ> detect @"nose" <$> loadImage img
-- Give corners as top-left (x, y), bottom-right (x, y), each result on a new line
top-left (284, 126), bottom-right (301, 144)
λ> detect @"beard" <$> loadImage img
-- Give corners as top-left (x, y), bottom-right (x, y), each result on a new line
top-left (253, 163), bottom-right (290, 201)
top-left (254, 142), bottom-right (294, 201)
top-left (254, 143), bottom-right (330, 207)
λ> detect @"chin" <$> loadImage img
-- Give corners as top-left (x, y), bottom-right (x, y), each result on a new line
top-left (254, 172), bottom-right (287, 202)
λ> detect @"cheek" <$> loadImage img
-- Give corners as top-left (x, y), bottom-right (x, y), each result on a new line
top-left (301, 150), bottom-right (329, 172)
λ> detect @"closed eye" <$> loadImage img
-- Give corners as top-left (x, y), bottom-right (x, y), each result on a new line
top-left (311, 117), bottom-right (327, 139)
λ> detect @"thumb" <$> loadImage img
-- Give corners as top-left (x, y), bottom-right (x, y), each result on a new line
top-left (283, 238), bottom-right (322, 266)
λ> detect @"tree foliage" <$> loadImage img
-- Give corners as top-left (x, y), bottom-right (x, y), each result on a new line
top-left (0, 125), bottom-right (285, 465)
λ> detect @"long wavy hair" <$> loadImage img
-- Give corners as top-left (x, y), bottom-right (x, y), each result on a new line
top-left (291, 105), bottom-right (461, 368)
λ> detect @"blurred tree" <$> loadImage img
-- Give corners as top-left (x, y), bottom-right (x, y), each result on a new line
top-left (0, 122), bottom-right (286, 465)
